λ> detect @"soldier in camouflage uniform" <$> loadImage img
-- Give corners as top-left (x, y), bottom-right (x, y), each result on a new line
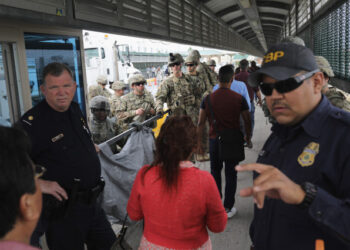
top-left (88, 75), bottom-right (112, 100)
top-left (190, 50), bottom-right (218, 91)
top-left (185, 54), bottom-right (211, 160)
top-left (116, 74), bottom-right (156, 129)
top-left (89, 96), bottom-right (119, 144)
top-left (184, 54), bottom-right (209, 122)
top-left (208, 59), bottom-right (217, 73)
top-left (110, 81), bottom-right (126, 117)
top-left (155, 53), bottom-right (201, 124)
top-left (315, 56), bottom-right (350, 112)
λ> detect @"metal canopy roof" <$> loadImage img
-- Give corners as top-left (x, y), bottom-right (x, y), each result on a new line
top-left (0, 0), bottom-right (296, 56)
top-left (202, 0), bottom-right (292, 52)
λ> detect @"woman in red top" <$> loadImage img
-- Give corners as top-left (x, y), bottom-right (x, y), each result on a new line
top-left (127, 116), bottom-right (227, 250)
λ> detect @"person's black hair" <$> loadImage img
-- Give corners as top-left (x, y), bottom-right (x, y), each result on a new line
top-left (239, 59), bottom-right (249, 70)
top-left (219, 64), bottom-right (234, 83)
top-left (0, 126), bottom-right (35, 238)
top-left (42, 62), bottom-right (73, 84)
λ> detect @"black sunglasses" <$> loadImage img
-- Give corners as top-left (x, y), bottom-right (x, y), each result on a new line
top-left (185, 63), bottom-right (195, 67)
top-left (259, 69), bottom-right (319, 96)
top-left (134, 81), bottom-right (146, 86)
top-left (92, 108), bottom-right (109, 112)
top-left (169, 62), bottom-right (181, 67)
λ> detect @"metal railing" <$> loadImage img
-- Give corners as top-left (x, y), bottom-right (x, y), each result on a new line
top-left (101, 110), bottom-right (170, 148)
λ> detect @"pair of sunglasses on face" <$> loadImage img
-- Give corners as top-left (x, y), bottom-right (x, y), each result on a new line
top-left (185, 63), bottom-right (195, 67)
top-left (133, 81), bottom-right (146, 86)
top-left (259, 69), bottom-right (319, 96)
top-left (169, 62), bottom-right (181, 67)
top-left (92, 108), bottom-right (109, 113)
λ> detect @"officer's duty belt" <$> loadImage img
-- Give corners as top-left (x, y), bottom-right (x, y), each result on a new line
top-left (68, 179), bottom-right (105, 205)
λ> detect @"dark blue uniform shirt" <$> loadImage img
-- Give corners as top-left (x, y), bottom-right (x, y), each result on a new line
top-left (251, 96), bottom-right (350, 250)
top-left (19, 100), bottom-right (100, 190)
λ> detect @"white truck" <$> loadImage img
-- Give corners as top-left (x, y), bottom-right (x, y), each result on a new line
top-left (83, 31), bottom-right (141, 88)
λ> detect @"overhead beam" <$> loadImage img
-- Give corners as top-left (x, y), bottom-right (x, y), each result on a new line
top-left (256, 1), bottom-right (291, 10)
top-left (261, 20), bottom-right (284, 26)
top-left (246, 33), bottom-right (257, 41)
top-left (226, 15), bottom-right (245, 26)
top-left (260, 12), bottom-right (286, 20)
top-left (238, 27), bottom-right (253, 35)
top-left (215, 5), bottom-right (239, 18)
top-left (239, 28), bottom-right (255, 37)
top-left (262, 25), bottom-right (282, 31)
top-left (236, 0), bottom-right (267, 51)
top-left (241, 31), bottom-right (256, 39)
top-left (233, 22), bottom-right (250, 31)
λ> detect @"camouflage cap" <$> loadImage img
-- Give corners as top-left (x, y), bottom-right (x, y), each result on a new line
top-left (168, 53), bottom-right (184, 66)
top-left (128, 74), bottom-right (146, 87)
top-left (90, 95), bottom-right (110, 110)
top-left (185, 54), bottom-right (197, 64)
top-left (315, 56), bottom-right (334, 77)
top-left (189, 50), bottom-right (201, 62)
top-left (281, 36), bottom-right (305, 46)
top-left (96, 75), bottom-right (108, 85)
top-left (208, 59), bottom-right (216, 66)
top-left (112, 81), bottom-right (126, 90)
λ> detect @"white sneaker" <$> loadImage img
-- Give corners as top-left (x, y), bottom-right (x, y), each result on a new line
top-left (225, 207), bottom-right (237, 218)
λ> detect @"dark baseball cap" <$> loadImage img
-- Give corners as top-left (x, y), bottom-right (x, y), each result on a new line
top-left (248, 43), bottom-right (318, 87)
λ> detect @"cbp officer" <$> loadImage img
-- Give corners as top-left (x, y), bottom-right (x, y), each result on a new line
top-left (17, 62), bottom-right (116, 250)
top-left (237, 43), bottom-right (350, 249)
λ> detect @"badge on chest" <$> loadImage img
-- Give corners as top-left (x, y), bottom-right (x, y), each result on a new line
top-left (298, 142), bottom-right (320, 167)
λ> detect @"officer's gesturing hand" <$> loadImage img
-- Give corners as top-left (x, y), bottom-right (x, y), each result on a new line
top-left (38, 179), bottom-right (68, 201)
top-left (236, 164), bottom-right (305, 209)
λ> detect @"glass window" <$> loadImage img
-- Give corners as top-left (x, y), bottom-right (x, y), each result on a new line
top-left (85, 48), bottom-right (99, 67)
top-left (101, 47), bottom-right (106, 59)
top-left (24, 33), bottom-right (86, 115)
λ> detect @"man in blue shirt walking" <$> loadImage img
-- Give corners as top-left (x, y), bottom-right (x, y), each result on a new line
top-left (213, 66), bottom-right (251, 111)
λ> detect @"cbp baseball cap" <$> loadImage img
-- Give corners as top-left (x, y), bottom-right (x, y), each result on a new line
top-left (248, 43), bottom-right (318, 87)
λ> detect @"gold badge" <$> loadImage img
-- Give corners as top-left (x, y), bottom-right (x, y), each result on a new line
top-left (28, 116), bottom-right (34, 121)
top-left (298, 142), bottom-right (320, 167)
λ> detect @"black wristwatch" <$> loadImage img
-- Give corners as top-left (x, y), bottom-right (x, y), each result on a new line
top-left (297, 182), bottom-right (317, 209)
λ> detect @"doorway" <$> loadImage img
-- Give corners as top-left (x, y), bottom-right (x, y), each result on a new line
top-left (0, 42), bottom-right (24, 126)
